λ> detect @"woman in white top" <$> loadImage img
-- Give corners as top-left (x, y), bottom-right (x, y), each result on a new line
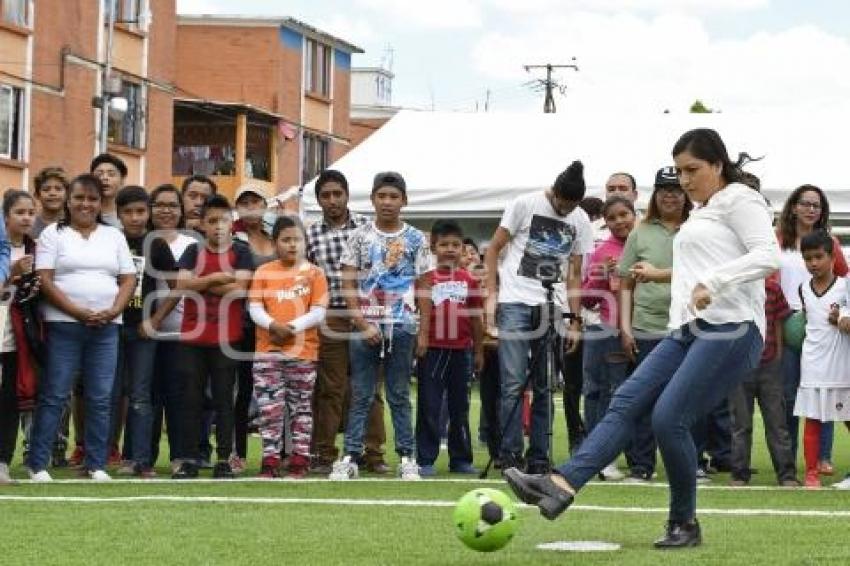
top-left (28, 174), bottom-right (137, 482)
top-left (775, 185), bottom-right (847, 472)
top-left (504, 129), bottom-right (780, 549)
top-left (141, 183), bottom-right (197, 469)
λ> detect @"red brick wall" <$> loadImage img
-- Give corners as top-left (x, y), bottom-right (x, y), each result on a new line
top-left (145, 0), bottom-right (176, 188)
top-left (349, 117), bottom-right (390, 149)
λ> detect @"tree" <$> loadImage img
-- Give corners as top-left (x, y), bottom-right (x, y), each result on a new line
top-left (690, 99), bottom-right (713, 113)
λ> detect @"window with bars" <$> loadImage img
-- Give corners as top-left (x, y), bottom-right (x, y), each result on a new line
top-left (0, 84), bottom-right (24, 160)
top-left (302, 133), bottom-right (329, 184)
top-left (305, 39), bottom-right (331, 97)
top-left (1, 0), bottom-right (28, 27)
top-left (107, 81), bottom-right (145, 149)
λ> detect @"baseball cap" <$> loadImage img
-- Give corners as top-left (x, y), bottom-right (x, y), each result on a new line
top-left (372, 171), bottom-right (407, 195)
top-left (234, 184), bottom-right (270, 204)
top-left (654, 166), bottom-right (680, 189)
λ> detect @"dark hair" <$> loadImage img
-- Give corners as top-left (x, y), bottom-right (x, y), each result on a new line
top-left (33, 166), bottom-right (69, 196)
top-left (608, 172), bottom-right (637, 192)
top-left (579, 197), bottom-right (605, 220)
top-left (181, 174), bottom-right (218, 194)
top-left (462, 237), bottom-right (479, 254)
top-left (672, 128), bottom-right (761, 187)
top-left (553, 160), bottom-right (586, 201)
top-left (200, 193), bottom-right (231, 218)
top-left (800, 230), bottom-right (833, 255)
top-left (778, 184), bottom-right (831, 250)
top-left (645, 185), bottom-right (693, 223)
top-left (315, 169), bottom-right (349, 199)
top-left (602, 196), bottom-right (636, 219)
top-left (89, 153), bottom-right (128, 177)
top-left (116, 185), bottom-right (149, 210)
top-left (148, 184), bottom-right (185, 230)
top-left (3, 189), bottom-right (35, 217)
top-left (58, 174), bottom-right (106, 229)
top-left (430, 219), bottom-right (464, 242)
top-left (271, 215), bottom-right (305, 241)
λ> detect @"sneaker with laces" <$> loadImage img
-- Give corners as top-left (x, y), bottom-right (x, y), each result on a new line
top-left (88, 469), bottom-right (112, 482)
top-left (68, 445), bottom-right (85, 469)
top-left (287, 454), bottom-right (309, 479)
top-left (116, 460), bottom-right (136, 476)
top-left (418, 464), bottom-right (437, 477)
top-left (0, 462), bottom-right (12, 484)
top-left (696, 466), bottom-right (712, 484)
top-left (398, 457), bottom-right (421, 480)
top-left (818, 461), bottom-right (835, 476)
top-left (832, 475), bottom-right (850, 490)
top-left (172, 461), bottom-right (199, 479)
top-left (29, 469), bottom-right (53, 482)
top-left (805, 470), bottom-right (822, 489)
top-left (329, 455), bottom-right (359, 480)
top-left (228, 455), bottom-right (246, 475)
top-left (133, 464), bottom-right (157, 479)
top-left (598, 463), bottom-right (624, 481)
top-left (258, 456), bottom-right (281, 479)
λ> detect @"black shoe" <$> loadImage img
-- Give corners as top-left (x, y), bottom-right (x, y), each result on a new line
top-left (526, 461), bottom-right (551, 475)
top-left (213, 461), bottom-right (235, 479)
top-left (653, 519), bottom-right (702, 549)
top-left (503, 468), bottom-right (574, 521)
top-left (172, 462), bottom-right (198, 479)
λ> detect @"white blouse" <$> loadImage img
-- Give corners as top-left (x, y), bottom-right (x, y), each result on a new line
top-left (669, 183), bottom-right (781, 338)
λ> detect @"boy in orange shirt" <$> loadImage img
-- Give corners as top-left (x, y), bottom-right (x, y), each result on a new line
top-left (249, 216), bottom-right (329, 479)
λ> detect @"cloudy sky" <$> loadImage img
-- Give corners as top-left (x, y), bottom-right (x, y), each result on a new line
top-left (176, 0), bottom-right (850, 116)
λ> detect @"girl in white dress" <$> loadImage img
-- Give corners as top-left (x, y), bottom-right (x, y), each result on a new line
top-left (794, 231), bottom-right (850, 488)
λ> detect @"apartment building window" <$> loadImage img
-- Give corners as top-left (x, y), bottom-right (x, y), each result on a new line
top-left (108, 81), bottom-right (145, 149)
top-left (302, 133), bottom-right (328, 184)
top-left (105, 0), bottom-right (144, 30)
top-left (1, 0), bottom-right (29, 27)
top-left (305, 39), bottom-right (331, 97)
top-left (0, 85), bottom-right (24, 161)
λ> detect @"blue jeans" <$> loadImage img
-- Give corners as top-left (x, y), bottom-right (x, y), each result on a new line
top-left (497, 303), bottom-right (553, 466)
top-left (345, 325), bottom-right (415, 457)
top-left (625, 335), bottom-right (663, 476)
top-left (556, 321), bottom-right (763, 522)
top-left (416, 348), bottom-right (474, 468)
top-left (781, 345), bottom-right (833, 460)
top-left (29, 322), bottom-right (119, 472)
top-left (582, 325), bottom-right (629, 434)
top-left (120, 326), bottom-right (157, 467)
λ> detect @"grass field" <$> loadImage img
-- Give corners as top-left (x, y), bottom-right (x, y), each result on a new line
top-left (2, 393), bottom-right (850, 565)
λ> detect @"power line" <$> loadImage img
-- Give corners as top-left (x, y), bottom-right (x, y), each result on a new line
top-left (523, 59), bottom-right (579, 113)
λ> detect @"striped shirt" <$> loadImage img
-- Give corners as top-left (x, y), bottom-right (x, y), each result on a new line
top-left (306, 211), bottom-right (369, 308)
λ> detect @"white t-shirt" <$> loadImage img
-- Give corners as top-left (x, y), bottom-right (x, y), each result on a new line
top-left (668, 183), bottom-right (780, 338)
top-left (1, 245), bottom-right (25, 352)
top-left (800, 277), bottom-right (850, 388)
top-left (498, 192), bottom-right (593, 306)
top-left (156, 233), bottom-right (196, 333)
top-left (779, 248), bottom-right (809, 311)
top-left (36, 223), bottom-right (136, 323)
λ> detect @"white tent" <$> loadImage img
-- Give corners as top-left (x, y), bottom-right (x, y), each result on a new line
top-left (302, 109), bottom-right (850, 220)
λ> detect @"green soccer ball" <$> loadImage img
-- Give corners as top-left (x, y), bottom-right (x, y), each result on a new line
top-left (784, 311), bottom-right (806, 354)
top-left (453, 488), bottom-right (519, 552)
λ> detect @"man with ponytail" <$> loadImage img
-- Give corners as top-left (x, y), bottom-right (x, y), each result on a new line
top-left (484, 161), bottom-right (593, 474)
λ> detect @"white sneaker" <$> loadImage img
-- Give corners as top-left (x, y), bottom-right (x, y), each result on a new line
top-left (29, 469), bottom-right (53, 482)
top-left (0, 462), bottom-right (11, 483)
top-left (328, 455), bottom-right (359, 480)
top-left (599, 463), bottom-right (624, 481)
top-left (398, 457), bottom-right (421, 481)
top-left (833, 476), bottom-right (850, 490)
top-left (88, 469), bottom-right (112, 482)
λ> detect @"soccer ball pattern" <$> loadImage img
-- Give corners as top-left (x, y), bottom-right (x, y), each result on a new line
top-left (453, 488), bottom-right (519, 552)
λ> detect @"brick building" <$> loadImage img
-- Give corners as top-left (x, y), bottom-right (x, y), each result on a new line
top-left (0, 0), bottom-right (176, 192)
top-left (173, 15), bottom-right (363, 200)
top-left (350, 66), bottom-right (399, 149)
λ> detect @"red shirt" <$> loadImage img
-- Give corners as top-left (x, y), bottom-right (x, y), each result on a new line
top-left (423, 267), bottom-right (482, 349)
top-left (178, 241), bottom-right (253, 346)
top-left (762, 277), bottom-right (792, 365)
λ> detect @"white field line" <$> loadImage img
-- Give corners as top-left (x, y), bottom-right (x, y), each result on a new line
top-left (0, 495), bottom-right (848, 518)
top-left (1, 477), bottom-right (846, 492)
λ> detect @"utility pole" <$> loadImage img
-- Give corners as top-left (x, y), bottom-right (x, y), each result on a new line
top-left (523, 59), bottom-right (578, 113)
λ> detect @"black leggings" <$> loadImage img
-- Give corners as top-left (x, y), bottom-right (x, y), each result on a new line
top-left (0, 352), bottom-right (20, 464)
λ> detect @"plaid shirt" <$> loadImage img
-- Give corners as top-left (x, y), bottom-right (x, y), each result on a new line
top-left (762, 277), bottom-right (791, 365)
top-left (306, 211), bottom-right (369, 308)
